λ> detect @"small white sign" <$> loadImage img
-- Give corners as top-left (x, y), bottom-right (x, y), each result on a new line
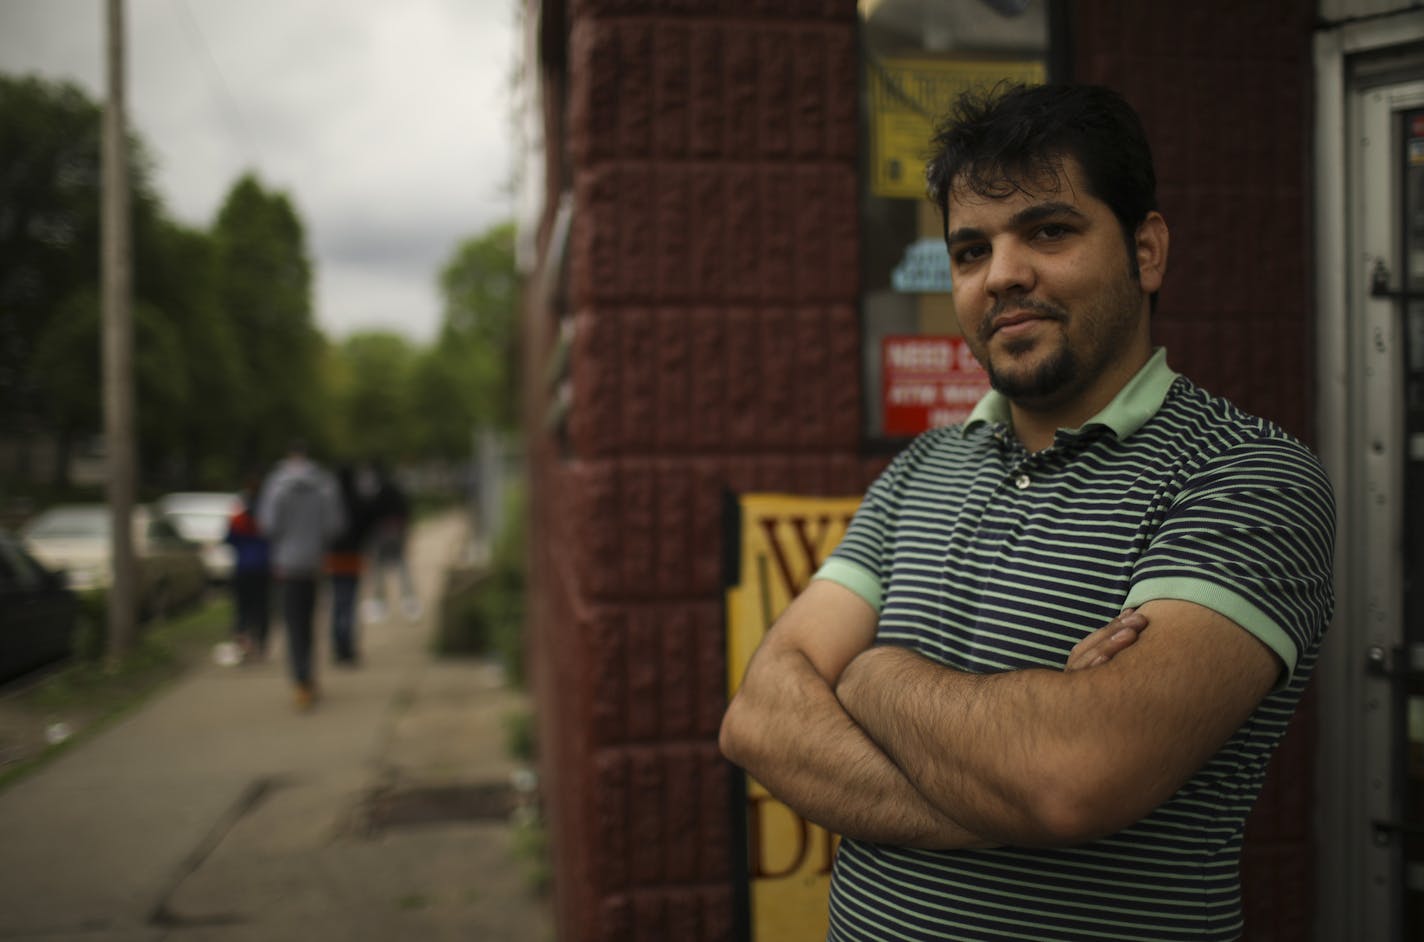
top-left (891, 238), bottom-right (952, 294)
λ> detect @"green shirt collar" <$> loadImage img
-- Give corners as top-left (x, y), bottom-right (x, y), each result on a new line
top-left (963, 347), bottom-right (1178, 441)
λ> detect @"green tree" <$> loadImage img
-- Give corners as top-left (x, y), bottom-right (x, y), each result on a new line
top-left (436, 221), bottom-right (519, 433)
top-left (136, 219), bottom-right (242, 486)
top-left (0, 72), bottom-right (220, 489)
top-left (409, 343), bottom-right (479, 460)
top-left (0, 75), bottom-right (104, 447)
top-left (328, 331), bottom-right (419, 462)
top-left (27, 290), bottom-right (102, 458)
top-left (29, 288), bottom-right (189, 486)
top-left (212, 173), bottom-right (320, 468)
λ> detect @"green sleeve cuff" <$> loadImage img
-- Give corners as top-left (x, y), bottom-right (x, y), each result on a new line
top-left (813, 558), bottom-right (883, 613)
top-left (1124, 576), bottom-right (1299, 687)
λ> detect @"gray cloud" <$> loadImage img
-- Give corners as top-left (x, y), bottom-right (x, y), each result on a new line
top-left (0, 0), bottom-right (517, 344)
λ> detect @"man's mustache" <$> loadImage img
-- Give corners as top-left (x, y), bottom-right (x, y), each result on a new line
top-left (980, 297), bottom-right (1068, 344)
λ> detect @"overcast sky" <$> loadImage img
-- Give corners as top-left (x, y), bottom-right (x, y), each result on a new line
top-left (0, 0), bottom-right (519, 344)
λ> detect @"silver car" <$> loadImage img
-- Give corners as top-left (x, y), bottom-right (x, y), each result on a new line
top-left (21, 504), bottom-right (208, 619)
top-left (156, 492), bottom-right (241, 582)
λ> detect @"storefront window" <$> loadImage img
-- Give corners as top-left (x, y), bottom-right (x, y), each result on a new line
top-left (859, 0), bottom-right (1051, 441)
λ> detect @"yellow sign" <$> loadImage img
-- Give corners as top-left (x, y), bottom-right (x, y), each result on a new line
top-left (725, 492), bottom-right (862, 941)
top-left (868, 56), bottom-right (1045, 199)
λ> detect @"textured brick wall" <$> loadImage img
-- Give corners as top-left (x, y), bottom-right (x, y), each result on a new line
top-left (1073, 1), bottom-right (1316, 443)
top-left (526, 3), bottom-right (866, 940)
top-left (1070, 3), bottom-right (1319, 940)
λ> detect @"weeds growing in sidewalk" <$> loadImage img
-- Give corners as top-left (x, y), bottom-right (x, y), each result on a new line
top-left (434, 486), bottom-right (526, 683)
top-left (503, 707), bottom-right (537, 762)
top-left (511, 804), bottom-right (552, 896)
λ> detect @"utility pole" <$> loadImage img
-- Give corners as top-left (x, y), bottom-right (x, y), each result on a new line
top-left (102, 0), bottom-right (138, 662)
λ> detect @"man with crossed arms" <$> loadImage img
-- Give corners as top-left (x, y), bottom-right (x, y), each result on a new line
top-left (720, 83), bottom-right (1335, 941)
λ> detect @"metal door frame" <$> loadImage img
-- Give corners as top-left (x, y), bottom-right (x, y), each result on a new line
top-left (1315, 11), bottom-right (1424, 942)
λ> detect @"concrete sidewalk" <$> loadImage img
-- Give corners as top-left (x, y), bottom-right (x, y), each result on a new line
top-left (0, 511), bottom-right (553, 941)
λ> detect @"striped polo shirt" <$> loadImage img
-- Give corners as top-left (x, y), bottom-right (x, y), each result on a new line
top-left (815, 348), bottom-right (1335, 942)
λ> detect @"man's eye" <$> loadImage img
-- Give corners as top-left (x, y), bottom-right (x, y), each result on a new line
top-left (953, 245), bottom-right (987, 265)
top-left (1035, 223), bottom-right (1070, 240)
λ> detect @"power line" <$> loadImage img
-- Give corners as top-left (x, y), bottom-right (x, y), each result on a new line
top-left (171, 0), bottom-right (263, 169)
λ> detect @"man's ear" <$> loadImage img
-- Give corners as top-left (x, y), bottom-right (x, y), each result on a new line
top-left (1135, 212), bottom-right (1169, 294)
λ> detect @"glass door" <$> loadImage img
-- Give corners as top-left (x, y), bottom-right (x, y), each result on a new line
top-left (1399, 103), bottom-right (1424, 936)
top-left (1356, 80), bottom-right (1424, 942)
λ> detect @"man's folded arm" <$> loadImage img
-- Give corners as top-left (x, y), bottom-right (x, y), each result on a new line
top-left (836, 597), bottom-right (1279, 847)
top-left (718, 579), bottom-right (991, 850)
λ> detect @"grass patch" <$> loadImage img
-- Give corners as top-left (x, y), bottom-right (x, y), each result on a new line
top-left (0, 595), bottom-right (232, 792)
top-left (511, 804), bottom-right (552, 896)
top-left (503, 708), bottom-right (537, 763)
top-left (503, 701), bottom-right (547, 896)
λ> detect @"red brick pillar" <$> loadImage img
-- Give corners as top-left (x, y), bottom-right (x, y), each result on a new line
top-left (525, 3), bottom-right (866, 939)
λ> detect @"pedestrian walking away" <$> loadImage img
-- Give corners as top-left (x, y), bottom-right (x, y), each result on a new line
top-left (363, 462), bottom-right (421, 622)
top-left (224, 475), bottom-right (271, 662)
top-left (325, 463), bottom-right (379, 666)
top-left (258, 441), bottom-right (345, 710)
top-left (719, 82), bottom-right (1336, 942)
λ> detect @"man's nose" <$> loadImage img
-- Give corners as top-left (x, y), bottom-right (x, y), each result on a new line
top-left (984, 241), bottom-right (1034, 298)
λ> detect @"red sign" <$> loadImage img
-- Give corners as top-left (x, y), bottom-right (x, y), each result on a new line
top-left (881, 336), bottom-right (990, 437)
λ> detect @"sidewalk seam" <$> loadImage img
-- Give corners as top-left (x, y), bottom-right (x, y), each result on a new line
top-left (148, 775), bottom-right (285, 928)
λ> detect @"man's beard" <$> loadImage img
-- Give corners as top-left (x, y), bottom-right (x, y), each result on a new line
top-left (977, 297), bottom-right (1077, 402)
top-left (973, 268), bottom-right (1142, 407)
top-left (985, 342), bottom-right (1078, 402)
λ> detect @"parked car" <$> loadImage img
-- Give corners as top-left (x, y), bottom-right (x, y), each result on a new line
top-left (0, 529), bottom-right (78, 683)
top-left (156, 492), bottom-right (240, 582)
top-left (20, 504), bottom-right (208, 619)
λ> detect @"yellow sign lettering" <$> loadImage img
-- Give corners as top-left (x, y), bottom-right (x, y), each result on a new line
top-left (727, 494), bottom-right (863, 940)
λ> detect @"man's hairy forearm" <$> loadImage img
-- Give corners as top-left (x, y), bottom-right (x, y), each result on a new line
top-left (721, 644), bottom-right (990, 849)
top-left (837, 646), bottom-right (1084, 846)
top-left (837, 605), bottom-right (1275, 847)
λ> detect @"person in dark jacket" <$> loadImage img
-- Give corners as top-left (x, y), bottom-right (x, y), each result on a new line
top-left (224, 477), bottom-right (271, 661)
top-left (325, 465), bottom-right (378, 665)
top-left (364, 463), bottom-right (421, 621)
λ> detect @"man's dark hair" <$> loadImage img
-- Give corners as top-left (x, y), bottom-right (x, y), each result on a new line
top-left (926, 83), bottom-right (1158, 258)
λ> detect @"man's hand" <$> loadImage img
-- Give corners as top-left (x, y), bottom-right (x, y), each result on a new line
top-left (1065, 609), bottom-right (1147, 671)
